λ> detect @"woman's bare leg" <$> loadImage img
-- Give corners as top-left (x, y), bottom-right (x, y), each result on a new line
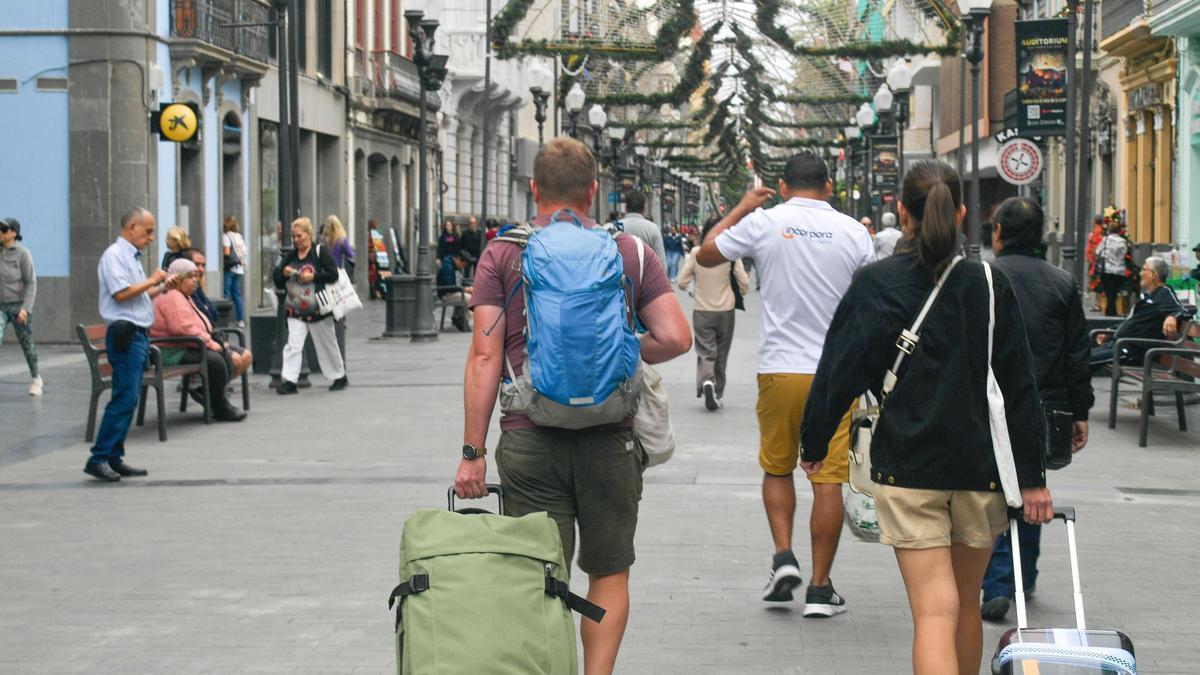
top-left (950, 543), bottom-right (994, 675)
top-left (895, 546), bottom-right (959, 674)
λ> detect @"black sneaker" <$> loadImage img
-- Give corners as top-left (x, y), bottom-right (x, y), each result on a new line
top-left (277, 381), bottom-right (298, 395)
top-left (762, 550), bottom-right (803, 602)
top-left (703, 380), bottom-right (719, 411)
top-left (329, 376), bottom-right (349, 391)
top-left (981, 596), bottom-right (1011, 622)
top-left (802, 582), bottom-right (847, 617)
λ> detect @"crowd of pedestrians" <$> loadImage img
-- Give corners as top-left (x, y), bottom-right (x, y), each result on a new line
top-left (5, 133), bottom-right (1197, 673)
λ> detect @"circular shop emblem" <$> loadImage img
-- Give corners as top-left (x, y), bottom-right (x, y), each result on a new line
top-left (998, 138), bottom-right (1043, 186)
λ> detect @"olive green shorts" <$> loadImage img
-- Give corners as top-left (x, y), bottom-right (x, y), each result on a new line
top-left (496, 427), bottom-right (647, 576)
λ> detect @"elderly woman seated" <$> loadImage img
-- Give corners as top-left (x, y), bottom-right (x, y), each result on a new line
top-left (150, 258), bottom-right (248, 421)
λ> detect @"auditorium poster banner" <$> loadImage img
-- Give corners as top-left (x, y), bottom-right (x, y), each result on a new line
top-left (871, 135), bottom-right (898, 197)
top-left (1016, 18), bottom-right (1068, 136)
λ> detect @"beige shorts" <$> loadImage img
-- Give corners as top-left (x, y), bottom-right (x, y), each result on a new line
top-left (755, 373), bottom-right (851, 483)
top-left (874, 484), bottom-right (1007, 550)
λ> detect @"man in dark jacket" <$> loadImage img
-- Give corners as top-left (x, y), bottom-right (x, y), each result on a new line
top-left (1090, 255), bottom-right (1192, 372)
top-left (982, 197), bottom-right (1093, 621)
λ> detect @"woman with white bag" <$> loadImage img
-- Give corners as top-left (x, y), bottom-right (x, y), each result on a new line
top-left (273, 217), bottom-right (348, 394)
top-left (799, 160), bottom-right (1053, 675)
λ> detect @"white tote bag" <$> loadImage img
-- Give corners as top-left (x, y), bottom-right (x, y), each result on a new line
top-left (983, 263), bottom-right (1024, 509)
top-left (634, 361), bottom-right (676, 467)
top-left (314, 245), bottom-right (363, 320)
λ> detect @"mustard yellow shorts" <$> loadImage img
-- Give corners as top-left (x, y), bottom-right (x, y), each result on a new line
top-left (873, 484), bottom-right (1007, 550)
top-left (756, 373), bottom-right (852, 483)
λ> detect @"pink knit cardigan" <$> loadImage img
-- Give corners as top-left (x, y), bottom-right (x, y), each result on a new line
top-left (151, 289), bottom-right (222, 352)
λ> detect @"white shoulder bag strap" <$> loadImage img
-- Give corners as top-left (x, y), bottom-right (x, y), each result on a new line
top-left (984, 262), bottom-right (1024, 508)
top-left (880, 255), bottom-right (963, 400)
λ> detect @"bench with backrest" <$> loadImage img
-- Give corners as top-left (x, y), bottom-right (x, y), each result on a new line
top-left (434, 275), bottom-right (472, 332)
top-left (1094, 319), bottom-right (1200, 446)
top-left (76, 324), bottom-right (210, 443)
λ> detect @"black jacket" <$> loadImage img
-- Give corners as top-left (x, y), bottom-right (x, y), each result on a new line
top-left (993, 248), bottom-right (1093, 421)
top-left (800, 251), bottom-right (1046, 492)
top-left (273, 244), bottom-right (340, 322)
top-left (1114, 285), bottom-right (1190, 345)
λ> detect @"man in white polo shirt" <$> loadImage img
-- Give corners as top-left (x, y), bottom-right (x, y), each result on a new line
top-left (697, 153), bottom-right (875, 617)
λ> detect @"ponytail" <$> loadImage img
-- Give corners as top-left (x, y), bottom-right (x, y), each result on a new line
top-left (900, 159), bottom-right (963, 278)
top-left (918, 182), bottom-right (958, 277)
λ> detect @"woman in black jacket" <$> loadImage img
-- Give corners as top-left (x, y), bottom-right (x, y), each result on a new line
top-left (800, 160), bottom-right (1053, 675)
top-left (273, 217), bottom-right (347, 394)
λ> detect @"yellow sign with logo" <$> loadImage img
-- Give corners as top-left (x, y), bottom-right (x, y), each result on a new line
top-left (157, 103), bottom-right (199, 143)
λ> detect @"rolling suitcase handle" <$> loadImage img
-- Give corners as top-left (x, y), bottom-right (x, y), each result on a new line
top-left (447, 483), bottom-right (506, 515)
top-left (1009, 506), bottom-right (1083, 631)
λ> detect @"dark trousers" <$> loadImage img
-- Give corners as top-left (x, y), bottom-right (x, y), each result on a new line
top-left (982, 520), bottom-right (1041, 601)
top-left (89, 328), bottom-right (148, 462)
top-left (1100, 273), bottom-right (1124, 317)
top-left (181, 349), bottom-right (232, 413)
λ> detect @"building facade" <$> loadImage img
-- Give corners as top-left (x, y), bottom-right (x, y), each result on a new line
top-left (1150, 0), bottom-right (1200, 254)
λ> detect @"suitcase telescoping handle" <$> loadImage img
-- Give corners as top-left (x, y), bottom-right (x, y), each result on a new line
top-left (1009, 507), bottom-right (1082, 631)
top-left (447, 484), bottom-right (506, 515)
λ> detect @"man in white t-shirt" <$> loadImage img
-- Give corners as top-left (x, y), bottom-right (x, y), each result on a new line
top-left (697, 153), bottom-right (875, 617)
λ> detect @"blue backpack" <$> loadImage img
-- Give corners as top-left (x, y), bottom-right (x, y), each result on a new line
top-left (495, 210), bottom-right (644, 429)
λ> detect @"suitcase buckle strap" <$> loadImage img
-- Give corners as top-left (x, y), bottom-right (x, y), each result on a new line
top-left (544, 570), bottom-right (606, 624)
top-left (388, 573), bottom-right (430, 610)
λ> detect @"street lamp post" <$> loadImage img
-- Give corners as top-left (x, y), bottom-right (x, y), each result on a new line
top-left (528, 59), bottom-right (554, 147)
top-left (887, 59), bottom-right (914, 179)
top-left (587, 105), bottom-right (607, 221)
top-left (608, 125), bottom-right (624, 214)
top-left (856, 102), bottom-right (876, 222)
top-left (565, 83), bottom-right (586, 139)
top-left (844, 123), bottom-right (860, 216)
top-left (960, 0), bottom-right (993, 261)
top-left (404, 10), bottom-right (449, 343)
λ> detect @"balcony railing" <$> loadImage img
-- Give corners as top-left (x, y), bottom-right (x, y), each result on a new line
top-left (170, 0), bottom-right (271, 64)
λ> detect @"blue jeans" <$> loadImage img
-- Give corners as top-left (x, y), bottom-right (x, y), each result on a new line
top-left (224, 269), bottom-right (244, 321)
top-left (982, 520), bottom-right (1041, 601)
top-left (666, 250), bottom-right (682, 279)
top-left (89, 328), bottom-right (149, 463)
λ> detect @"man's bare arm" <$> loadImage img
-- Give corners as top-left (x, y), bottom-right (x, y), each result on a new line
top-left (638, 293), bottom-right (692, 364)
top-left (456, 304), bottom-right (504, 499)
top-left (696, 187), bottom-right (776, 267)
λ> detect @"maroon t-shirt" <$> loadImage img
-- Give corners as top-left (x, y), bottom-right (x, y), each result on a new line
top-left (469, 211), bottom-right (674, 431)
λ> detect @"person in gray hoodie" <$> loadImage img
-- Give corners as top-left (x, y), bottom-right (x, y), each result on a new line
top-left (0, 218), bottom-right (40, 396)
top-left (617, 190), bottom-right (667, 264)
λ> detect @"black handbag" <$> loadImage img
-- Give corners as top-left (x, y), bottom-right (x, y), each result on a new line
top-left (1042, 402), bottom-right (1074, 470)
top-left (730, 263), bottom-right (745, 311)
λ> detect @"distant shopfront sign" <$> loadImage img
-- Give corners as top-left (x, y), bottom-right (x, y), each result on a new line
top-left (1016, 19), bottom-right (1069, 136)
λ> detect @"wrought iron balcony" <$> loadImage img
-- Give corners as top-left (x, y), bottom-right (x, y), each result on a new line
top-left (170, 0), bottom-right (272, 66)
top-left (351, 51), bottom-right (439, 112)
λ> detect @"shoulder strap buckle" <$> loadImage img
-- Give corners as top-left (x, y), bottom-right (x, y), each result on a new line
top-left (895, 329), bottom-right (919, 356)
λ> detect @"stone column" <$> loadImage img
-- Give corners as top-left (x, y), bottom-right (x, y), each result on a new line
top-left (472, 124), bottom-right (484, 215)
top-left (457, 121), bottom-right (474, 215)
top-left (442, 115), bottom-right (459, 216)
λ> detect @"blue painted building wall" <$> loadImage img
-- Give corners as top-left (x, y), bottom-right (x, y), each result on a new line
top-left (0, 1), bottom-right (70, 277)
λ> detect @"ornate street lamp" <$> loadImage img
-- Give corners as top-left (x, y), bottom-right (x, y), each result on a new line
top-left (887, 58), bottom-right (914, 179)
top-left (388, 9), bottom-right (449, 342)
top-left (528, 59), bottom-right (553, 146)
top-left (587, 105), bottom-right (607, 221)
top-left (959, 0), bottom-right (993, 261)
top-left (565, 83), bottom-right (586, 139)
top-left (856, 104), bottom-right (876, 220)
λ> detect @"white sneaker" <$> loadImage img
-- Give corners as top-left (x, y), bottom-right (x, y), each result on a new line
top-left (29, 376), bottom-right (43, 397)
top-left (237, 320), bottom-right (246, 328)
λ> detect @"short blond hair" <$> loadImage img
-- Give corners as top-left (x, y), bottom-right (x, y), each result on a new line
top-left (291, 217), bottom-right (314, 240)
top-left (223, 215), bottom-right (240, 233)
top-left (165, 225), bottom-right (191, 249)
top-left (533, 137), bottom-right (597, 208)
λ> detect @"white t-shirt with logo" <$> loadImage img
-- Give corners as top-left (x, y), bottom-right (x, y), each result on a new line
top-left (716, 196), bottom-right (875, 374)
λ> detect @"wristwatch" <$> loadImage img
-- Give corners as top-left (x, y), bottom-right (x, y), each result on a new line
top-left (462, 444), bottom-right (487, 460)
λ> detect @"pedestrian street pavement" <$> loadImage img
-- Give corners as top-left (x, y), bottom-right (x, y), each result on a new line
top-left (1, 292), bottom-right (1198, 674)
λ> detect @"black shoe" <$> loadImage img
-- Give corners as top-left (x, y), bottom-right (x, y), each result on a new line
top-left (329, 376), bottom-right (349, 391)
top-left (84, 461), bottom-right (121, 482)
top-left (188, 387), bottom-right (205, 407)
top-left (277, 381), bottom-right (298, 395)
top-left (215, 406), bottom-right (247, 422)
top-left (981, 596), bottom-right (1011, 622)
top-left (702, 380), bottom-right (719, 411)
top-left (109, 460), bottom-right (148, 477)
top-left (762, 550), bottom-right (803, 602)
top-left (803, 582), bottom-right (848, 618)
